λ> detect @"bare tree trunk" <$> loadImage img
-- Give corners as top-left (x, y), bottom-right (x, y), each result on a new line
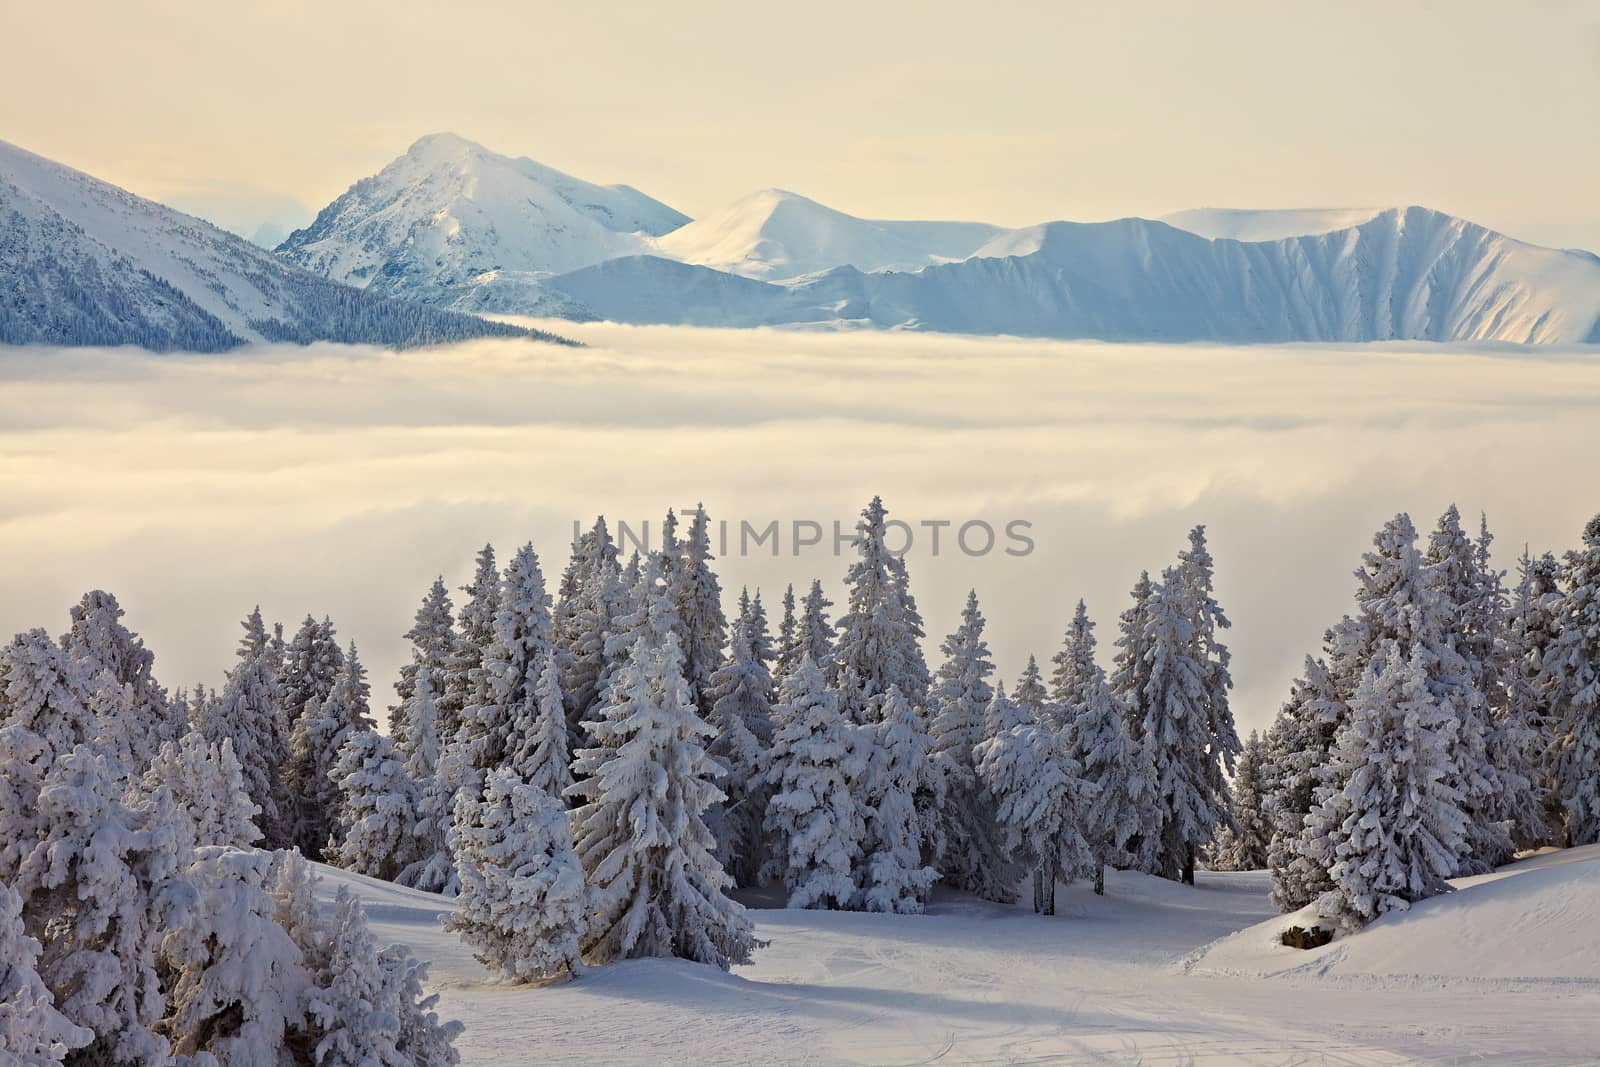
top-left (1182, 844), bottom-right (1196, 886)
top-left (1094, 862), bottom-right (1105, 896)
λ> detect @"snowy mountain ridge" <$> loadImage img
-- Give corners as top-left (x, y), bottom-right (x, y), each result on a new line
top-left (0, 138), bottom-right (564, 350)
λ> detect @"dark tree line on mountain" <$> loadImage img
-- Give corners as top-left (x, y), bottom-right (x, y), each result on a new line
top-left (1213, 507), bottom-right (1600, 933)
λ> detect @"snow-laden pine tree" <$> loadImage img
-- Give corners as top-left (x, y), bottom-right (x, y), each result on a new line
top-left (59, 589), bottom-right (181, 764)
top-left (800, 579), bottom-right (835, 670)
top-left (1140, 527), bottom-right (1241, 884)
top-left (1012, 655), bottom-right (1048, 721)
top-left (855, 686), bottom-right (940, 913)
top-left (833, 497), bottom-right (929, 720)
top-left (928, 591), bottom-right (1015, 902)
top-left (460, 543), bottom-right (557, 794)
top-left (1110, 570), bottom-right (1157, 741)
top-left (13, 746), bottom-right (183, 1065)
top-left (774, 584), bottom-right (801, 681)
top-left (0, 630), bottom-right (102, 876)
top-left (307, 887), bottom-right (406, 1067)
top-left (447, 543), bottom-right (501, 735)
top-left (760, 655), bottom-right (865, 909)
top-left (142, 732), bottom-right (260, 852)
top-left (199, 610), bottom-right (290, 849)
top-left (289, 641), bottom-right (373, 861)
top-left (976, 698), bottom-right (1093, 915)
top-left (279, 615), bottom-right (344, 744)
top-left (1508, 548), bottom-right (1567, 836)
top-left (1048, 600), bottom-right (1099, 732)
top-left (670, 506), bottom-right (729, 717)
top-left (566, 557), bottom-right (754, 968)
top-left (1063, 656), bottom-right (1156, 894)
top-left (0, 879), bottom-right (92, 1064)
top-left (1545, 514), bottom-right (1600, 845)
top-left (1210, 730), bottom-right (1270, 872)
top-left (394, 577), bottom-right (457, 748)
top-left (506, 651), bottom-right (573, 800)
top-left (377, 945), bottom-right (463, 1067)
top-left (329, 730), bottom-right (416, 883)
top-left (554, 519), bottom-right (624, 741)
top-left (159, 847), bottom-right (306, 1066)
top-left (445, 768), bottom-right (585, 983)
top-left (1299, 641), bottom-right (1468, 931)
top-left (704, 591), bottom-right (775, 887)
top-left (1424, 505), bottom-right (1514, 870)
top-left (396, 664), bottom-right (457, 893)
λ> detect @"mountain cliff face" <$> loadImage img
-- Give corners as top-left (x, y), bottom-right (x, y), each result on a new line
top-left (0, 139), bottom-right (564, 351)
top-left (276, 133), bottom-right (688, 306)
top-left (538, 208), bottom-right (1600, 344)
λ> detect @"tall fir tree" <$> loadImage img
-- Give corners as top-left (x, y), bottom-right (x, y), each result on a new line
top-left (669, 505), bottom-right (729, 719)
top-left (394, 577), bottom-right (457, 747)
top-left (448, 544), bottom-right (501, 740)
top-left (774, 584), bottom-right (801, 681)
top-left (1110, 570), bottom-right (1157, 741)
top-left (199, 612), bottom-right (290, 849)
top-left (1063, 642), bottom-right (1156, 894)
top-left (1048, 600), bottom-right (1099, 732)
top-left (289, 641), bottom-right (373, 861)
top-left (566, 557), bottom-right (754, 969)
top-left (854, 686), bottom-right (940, 913)
top-left (1210, 730), bottom-right (1270, 872)
top-left (1545, 514), bottom-right (1600, 845)
top-left (60, 589), bottom-right (180, 764)
top-left (800, 579), bottom-right (835, 670)
top-left (704, 590), bottom-right (776, 887)
top-left (329, 730), bottom-right (416, 883)
top-left (833, 497), bottom-right (929, 721)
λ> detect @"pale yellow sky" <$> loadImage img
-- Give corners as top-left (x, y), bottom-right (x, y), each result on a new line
top-left (3, 0), bottom-right (1598, 240)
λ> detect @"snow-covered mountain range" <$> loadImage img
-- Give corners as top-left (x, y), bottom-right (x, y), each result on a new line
top-left (273, 134), bottom-right (1600, 345)
top-left (0, 139), bottom-right (564, 351)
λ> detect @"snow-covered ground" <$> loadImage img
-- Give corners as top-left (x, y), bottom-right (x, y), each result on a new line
top-left (321, 846), bottom-right (1600, 1065)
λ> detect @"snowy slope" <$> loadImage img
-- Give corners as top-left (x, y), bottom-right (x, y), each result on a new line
top-left (651, 188), bottom-right (1004, 280)
top-left (276, 133), bottom-right (688, 305)
top-left (1161, 207), bottom-right (1388, 242)
top-left (0, 139), bottom-right (560, 351)
top-left (535, 207), bottom-right (1600, 343)
top-left (321, 849), bottom-right (1600, 1065)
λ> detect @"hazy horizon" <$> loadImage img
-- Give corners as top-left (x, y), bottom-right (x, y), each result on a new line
top-left (3, 1), bottom-right (1597, 250)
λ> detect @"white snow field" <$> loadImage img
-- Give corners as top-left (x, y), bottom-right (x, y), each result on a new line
top-left (320, 846), bottom-right (1600, 1065)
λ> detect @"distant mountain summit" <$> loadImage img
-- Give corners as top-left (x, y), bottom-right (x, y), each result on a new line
top-left (652, 188), bottom-right (1004, 280)
top-left (0, 139), bottom-right (565, 351)
top-left (276, 133), bottom-right (689, 309)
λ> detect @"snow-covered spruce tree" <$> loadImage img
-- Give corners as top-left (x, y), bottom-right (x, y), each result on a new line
top-left (855, 686), bottom-right (940, 913)
top-left (506, 650), bottom-right (573, 801)
top-left (1210, 730), bottom-right (1270, 872)
top-left (833, 497), bottom-right (929, 721)
top-left (279, 615), bottom-right (344, 744)
top-left (1064, 662), bottom-right (1156, 894)
top-left (800, 579), bottom-right (835, 670)
top-left (0, 629), bottom-right (102, 877)
top-left (1300, 641), bottom-right (1468, 931)
top-left (447, 543), bottom-right (501, 738)
top-left (460, 543), bottom-right (556, 797)
top-left (1110, 570), bottom-right (1157, 741)
top-left (1140, 527), bottom-right (1241, 884)
top-left (1424, 505), bottom-right (1513, 870)
top-left (1048, 599), bottom-right (1099, 732)
top-left (566, 557), bottom-right (754, 968)
top-left (976, 699), bottom-right (1093, 916)
top-left (377, 945), bottom-right (463, 1067)
top-left (928, 591), bottom-right (1015, 903)
top-left (199, 610), bottom-right (291, 849)
top-left (445, 768), bottom-right (585, 983)
top-left (60, 589), bottom-right (181, 764)
top-left (307, 887), bottom-right (406, 1066)
top-left (1545, 513), bottom-right (1600, 845)
top-left (290, 641), bottom-right (374, 861)
top-left (393, 577), bottom-right (457, 749)
top-left (760, 655), bottom-right (865, 909)
top-left (1011, 655), bottom-right (1048, 720)
top-left (0, 879), bottom-right (92, 1064)
top-left (142, 732), bottom-right (260, 852)
top-left (553, 519), bottom-right (623, 741)
top-left (14, 746), bottom-right (185, 1065)
top-left (329, 730), bottom-right (416, 883)
top-left (1509, 548), bottom-right (1568, 836)
top-left (158, 846), bottom-right (306, 1065)
top-left (396, 664), bottom-right (457, 893)
top-left (774, 584), bottom-right (801, 681)
top-left (669, 506), bottom-right (730, 718)
top-left (704, 592), bottom-right (776, 887)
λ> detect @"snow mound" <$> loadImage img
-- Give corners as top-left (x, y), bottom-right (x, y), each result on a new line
top-left (651, 188), bottom-right (1004, 281)
top-left (1185, 845), bottom-right (1600, 985)
top-left (1161, 207), bottom-right (1389, 242)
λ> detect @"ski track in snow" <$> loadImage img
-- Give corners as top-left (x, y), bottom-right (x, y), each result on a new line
top-left (316, 847), bottom-right (1600, 1065)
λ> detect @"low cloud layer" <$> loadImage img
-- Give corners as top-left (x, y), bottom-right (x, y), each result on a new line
top-left (3, 324), bottom-right (1597, 734)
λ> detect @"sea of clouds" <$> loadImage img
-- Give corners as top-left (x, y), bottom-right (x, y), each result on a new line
top-left (3, 322), bottom-right (1598, 734)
